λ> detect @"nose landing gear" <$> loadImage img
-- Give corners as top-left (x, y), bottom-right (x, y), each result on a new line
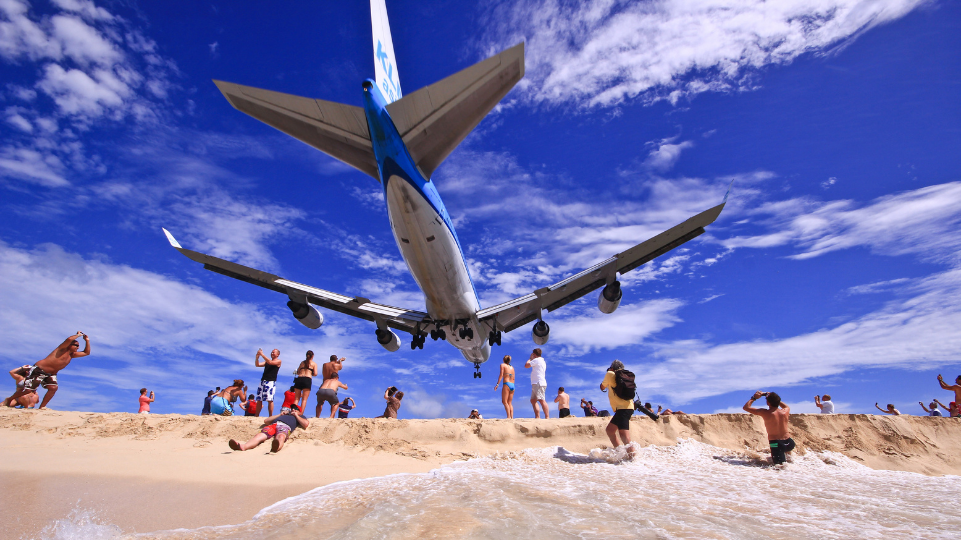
top-left (473, 363), bottom-right (482, 378)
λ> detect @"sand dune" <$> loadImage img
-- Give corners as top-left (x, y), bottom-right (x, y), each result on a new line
top-left (2, 408), bottom-right (959, 535)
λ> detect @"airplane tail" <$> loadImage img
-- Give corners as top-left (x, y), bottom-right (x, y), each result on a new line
top-left (370, 0), bottom-right (402, 103)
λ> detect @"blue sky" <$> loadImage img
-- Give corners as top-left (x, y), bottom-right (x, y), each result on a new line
top-left (2, 0), bottom-right (960, 419)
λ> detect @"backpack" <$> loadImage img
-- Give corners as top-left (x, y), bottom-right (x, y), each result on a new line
top-left (613, 369), bottom-right (636, 401)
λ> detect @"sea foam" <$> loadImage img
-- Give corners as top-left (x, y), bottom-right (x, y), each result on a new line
top-left (43, 440), bottom-right (961, 539)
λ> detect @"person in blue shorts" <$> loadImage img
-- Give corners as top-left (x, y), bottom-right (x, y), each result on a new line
top-left (494, 355), bottom-right (515, 418)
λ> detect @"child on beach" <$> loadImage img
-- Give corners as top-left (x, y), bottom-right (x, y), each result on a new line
top-left (229, 404), bottom-right (310, 453)
top-left (244, 394), bottom-right (257, 416)
top-left (337, 397), bottom-right (355, 418)
top-left (280, 386), bottom-right (297, 414)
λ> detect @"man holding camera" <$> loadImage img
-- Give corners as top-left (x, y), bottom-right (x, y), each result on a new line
top-left (743, 391), bottom-right (794, 465)
top-left (8, 332), bottom-right (91, 410)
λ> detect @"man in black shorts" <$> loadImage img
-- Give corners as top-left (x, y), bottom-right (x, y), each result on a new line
top-left (600, 360), bottom-right (635, 459)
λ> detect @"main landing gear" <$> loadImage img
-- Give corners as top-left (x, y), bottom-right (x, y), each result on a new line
top-left (473, 363), bottom-right (482, 378)
top-left (410, 333), bottom-right (426, 350)
top-left (430, 328), bottom-right (447, 341)
top-left (458, 325), bottom-right (474, 340)
top-left (488, 330), bottom-right (502, 346)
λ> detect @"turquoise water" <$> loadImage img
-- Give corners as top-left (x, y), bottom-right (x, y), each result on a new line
top-left (41, 440), bottom-right (961, 539)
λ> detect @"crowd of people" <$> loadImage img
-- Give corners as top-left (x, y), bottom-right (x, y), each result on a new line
top-left (4, 333), bottom-right (961, 461)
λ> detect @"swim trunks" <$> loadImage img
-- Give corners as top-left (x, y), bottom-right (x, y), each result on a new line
top-left (559, 407), bottom-right (571, 418)
top-left (506, 382), bottom-right (514, 391)
top-left (261, 422), bottom-right (291, 438)
top-left (256, 380), bottom-right (276, 402)
top-left (531, 384), bottom-right (547, 401)
top-left (610, 408), bottom-right (633, 430)
top-left (316, 388), bottom-right (339, 405)
top-left (293, 376), bottom-right (312, 390)
top-left (20, 365), bottom-right (58, 390)
top-left (769, 438), bottom-right (796, 464)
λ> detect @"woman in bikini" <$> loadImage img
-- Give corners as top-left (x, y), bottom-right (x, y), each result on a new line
top-left (293, 350), bottom-right (318, 414)
top-left (209, 380), bottom-right (247, 416)
top-left (493, 355), bottom-right (515, 419)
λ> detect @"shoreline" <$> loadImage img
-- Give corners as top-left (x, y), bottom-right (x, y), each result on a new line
top-left (2, 409), bottom-right (959, 535)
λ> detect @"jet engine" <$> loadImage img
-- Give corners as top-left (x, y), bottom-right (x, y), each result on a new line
top-left (532, 320), bottom-right (550, 345)
top-left (376, 328), bottom-right (401, 352)
top-left (597, 281), bottom-right (622, 314)
top-left (287, 300), bottom-right (323, 329)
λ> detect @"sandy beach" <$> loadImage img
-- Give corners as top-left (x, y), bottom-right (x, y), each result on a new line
top-left (2, 408), bottom-right (959, 536)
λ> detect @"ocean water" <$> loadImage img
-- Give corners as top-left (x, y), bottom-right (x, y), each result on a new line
top-left (41, 440), bottom-right (961, 540)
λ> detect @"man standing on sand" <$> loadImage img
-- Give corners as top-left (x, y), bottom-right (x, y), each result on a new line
top-left (9, 332), bottom-right (91, 409)
top-left (744, 391), bottom-right (794, 465)
top-left (937, 374), bottom-right (961, 417)
top-left (254, 348), bottom-right (282, 416)
top-left (554, 387), bottom-right (571, 418)
top-left (815, 394), bottom-right (834, 414)
top-left (525, 348), bottom-right (549, 419)
top-left (493, 355), bottom-right (515, 419)
top-left (316, 355), bottom-right (345, 418)
top-left (600, 360), bottom-right (636, 459)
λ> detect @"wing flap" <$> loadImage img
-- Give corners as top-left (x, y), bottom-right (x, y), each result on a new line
top-left (214, 80), bottom-right (379, 179)
top-left (385, 42), bottom-right (524, 178)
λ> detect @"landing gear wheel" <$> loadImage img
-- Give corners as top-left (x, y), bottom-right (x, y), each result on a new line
top-left (473, 364), bottom-right (482, 378)
top-left (438, 328), bottom-right (446, 341)
top-left (488, 330), bottom-right (502, 346)
top-left (430, 330), bottom-right (438, 341)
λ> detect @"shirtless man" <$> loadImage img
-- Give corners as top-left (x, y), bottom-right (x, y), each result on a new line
top-left (316, 355), bottom-right (345, 418)
top-left (743, 391), bottom-right (794, 465)
top-left (8, 332), bottom-right (91, 409)
top-left (316, 372), bottom-right (348, 418)
top-left (937, 374), bottom-right (961, 417)
top-left (493, 355), bottom-right (515, 418)
top-left (554, 387), bottom-right (571, 418)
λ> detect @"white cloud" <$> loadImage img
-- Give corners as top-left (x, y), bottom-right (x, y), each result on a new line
top-left (0, 240), bottom-right (374, 411)
top-left (540, 299), bottom-right (684, 356)
top-left (480, 0), bottom-right (929, 108)
top-left (0, 146), bottom-right (68, 187)
top-left (724, 182), bottom-right (961, 264)
top-left (645, 139), bottom-right (694, 171)
top-left (37, 63), bottom-right (130, 116)
top-left (49, 14), bottom-right (120, 65)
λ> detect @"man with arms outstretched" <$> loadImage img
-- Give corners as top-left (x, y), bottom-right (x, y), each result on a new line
top-left (254, 348), bottom-right (282, 416)
top-left (316, 355), bottom-right (344, 418)
top-left (7, 332), bottom-right (91, 409)
top-left (937, 374), bottom-right (961, 417)
top-left (743, 391), bottom-right (794, 465)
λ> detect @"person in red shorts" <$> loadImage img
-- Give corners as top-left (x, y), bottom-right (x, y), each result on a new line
top-left (280, 385), bottom-right (297, 414)
top-left (229, 404), bottom-right (309, 453)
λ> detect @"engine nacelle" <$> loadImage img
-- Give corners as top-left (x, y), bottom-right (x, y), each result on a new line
top-left (597, 281), bottom-right (622, 314)
top-left (376, 328), bottom-right (401, 352)
top-left (287, 301), bottom-right (324, 329)
top-left (532, 320), bottom-right (550, 345)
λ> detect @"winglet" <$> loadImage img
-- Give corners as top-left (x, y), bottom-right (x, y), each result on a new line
top-left (162, 228), bottom-right (183, 249)
top-left (723, 180), bottom-right (734, 204)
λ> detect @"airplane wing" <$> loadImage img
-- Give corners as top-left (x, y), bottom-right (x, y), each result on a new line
top-left (386, 42), bottom-right (524, 179)
top-left (476, 202), bottom-right (726, 334)
top-left (161, 229), bottom-right (429, 335)
top-left (213, 80), bottom-right (379, 179)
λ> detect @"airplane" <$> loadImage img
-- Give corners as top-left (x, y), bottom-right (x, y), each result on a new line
top-left (162, 0), bottom-right (727, 379)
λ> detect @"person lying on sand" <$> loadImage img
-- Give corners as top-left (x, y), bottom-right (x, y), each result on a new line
top-left (210, 380), bottom-right (247, 416)
top-left (8, 332), bottom-right (91, 409)
top-left (4, 366), bottom-right (39, 408)
top-left (229, 404), bottom-right (309, 453)
top-left (656, 406), bottom-right (686, 415)
top-left (919, 401), bottom-right (943, 417)
top-left (744, 391), bottom-right (794, 465)
top-left (875, 403), bottom-right (901, 415)
top-left (937, 374), bottom-right (961, 417)
top-left (933, 399), bottom-right (958, 418)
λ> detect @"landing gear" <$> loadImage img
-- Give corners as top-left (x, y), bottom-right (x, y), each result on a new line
top-left (458, 326), bottom-right (474, 340)
top-left (430, 328), bottom-right (446, 341)
top-left (410, 333), bottom-right (426, 350)
top-left (473, 363), bottom-right (482, 378)
top-left (488, 330), bottom-right (502, 346)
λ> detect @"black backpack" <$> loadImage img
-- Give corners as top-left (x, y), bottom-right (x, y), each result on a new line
top-left (613, 369), bottom-right (636, 401)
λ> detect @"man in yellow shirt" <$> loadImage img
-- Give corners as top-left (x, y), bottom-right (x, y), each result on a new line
top-left (600, 360), bottom-right (635, 459)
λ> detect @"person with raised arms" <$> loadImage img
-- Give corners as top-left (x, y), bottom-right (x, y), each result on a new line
top-left (254, 348), bottom-right (282, 416)
top-left (9, 332), bottom-right (91, 409)
top-left (525, 348), bottom-right (549, 419)
top-left (937, 374), bottom-right (961, 417)
top-left (744, 391), bottom-right (794, 465)
top-left (229, 404), bottom-right (309, 453)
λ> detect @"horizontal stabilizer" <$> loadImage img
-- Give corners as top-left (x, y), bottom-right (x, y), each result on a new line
top-left (213, 80), bottom-right (379, 179)
top-left (386, 42), bottom-right (524, 179)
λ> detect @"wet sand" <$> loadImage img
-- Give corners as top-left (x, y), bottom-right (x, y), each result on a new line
top-left (2, 408), bottom-right (959, 536)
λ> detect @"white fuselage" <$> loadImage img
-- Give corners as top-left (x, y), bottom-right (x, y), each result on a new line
top-left (383, 175), bottom-right (490, 363)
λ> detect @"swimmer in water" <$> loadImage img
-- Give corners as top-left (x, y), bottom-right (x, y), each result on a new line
top-left (494, 355), bottom-right (515, 419)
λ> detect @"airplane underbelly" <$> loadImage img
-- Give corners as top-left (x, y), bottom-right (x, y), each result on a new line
top-left (384, 177), bottom-right (477, 321)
